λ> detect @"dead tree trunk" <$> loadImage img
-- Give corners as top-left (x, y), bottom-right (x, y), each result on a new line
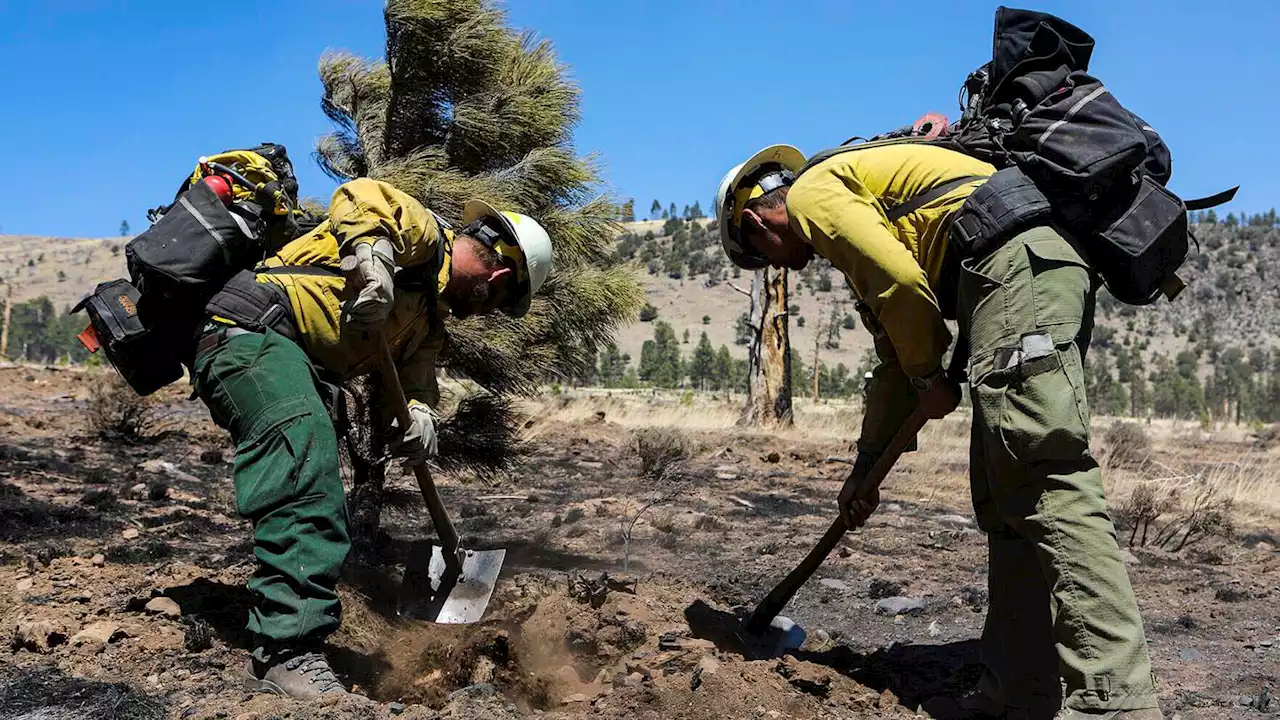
top-left (1, 285), bottom-right (11, 359)
top-left (740, 268), bottom-right (793, 426)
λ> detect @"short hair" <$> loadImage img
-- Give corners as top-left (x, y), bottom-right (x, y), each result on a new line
top-left (461, 233), bottom-right (506, 271)
top-left (743, 185), bottom-right (789, 215)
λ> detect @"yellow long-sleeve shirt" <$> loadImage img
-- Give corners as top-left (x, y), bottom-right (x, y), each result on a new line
top-left (785, 142), bottom-right (994, 452)
top-left (256, 178), bottom-right (452, 408)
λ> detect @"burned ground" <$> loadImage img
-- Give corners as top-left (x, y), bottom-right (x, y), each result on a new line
top-left (1, 365), bottom-right (1277, 719)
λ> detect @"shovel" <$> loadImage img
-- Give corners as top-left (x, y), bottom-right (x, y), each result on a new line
top-left (374, 334), bottom-right (506, 623)
top-left (342, 256), bottom-right (505, 624)
top-left (738, 408), bottom-right (929, 650)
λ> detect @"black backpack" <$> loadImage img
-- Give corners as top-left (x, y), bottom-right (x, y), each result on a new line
top-left (801, 6), bottom-right (1236, 306)
top-left (74, 144), bottom-right (305, 395)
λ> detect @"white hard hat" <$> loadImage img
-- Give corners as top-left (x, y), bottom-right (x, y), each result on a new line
top-left (715, 144), bottom-right (806, 269)
top-left (463, 200), bottom-right (553, 318)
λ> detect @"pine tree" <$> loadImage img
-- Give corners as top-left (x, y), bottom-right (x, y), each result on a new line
top-left (119, 220), bottom-right (130, 236)
top-left (650, 199), bottom-right (661, 220)
top-left (313, 0), bottom-right (644, 534)
top-left (689, 332), bottom-right (716, 390)
top-left (715, 345), bottom-right (733, 395)
top-left (689, 200), bottom-right (704, 220)
top-left (620, 198), bottom-right (635, 222)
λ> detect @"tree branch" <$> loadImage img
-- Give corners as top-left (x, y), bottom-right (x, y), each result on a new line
top-left (728, 283), bottom-right (751, 297)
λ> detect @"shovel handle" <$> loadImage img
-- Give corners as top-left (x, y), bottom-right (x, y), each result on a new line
top-left (341, 255), bottom-right (461, 555)
top-left (743, 408), bottom-right (929, 636)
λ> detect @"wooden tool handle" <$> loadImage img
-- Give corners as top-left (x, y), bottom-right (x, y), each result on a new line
top-left (342, 254), bottom-right (461, 555)
top-left (743, 408), bottom-right (928, 636)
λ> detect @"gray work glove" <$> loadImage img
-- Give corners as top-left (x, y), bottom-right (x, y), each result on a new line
top-left (345, 238), bottom-right (396, 330)
top-left (390, 401), bottom-right (438, 467)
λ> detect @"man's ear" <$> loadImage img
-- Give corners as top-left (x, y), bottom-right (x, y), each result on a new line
top-left (740, 208), bottom-right (762, 234)
top-left (486, 266), bottom-right (514, 285)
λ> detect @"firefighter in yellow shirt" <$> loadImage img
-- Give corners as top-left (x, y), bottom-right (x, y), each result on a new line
top-left (192, 178), bottom-right (553, 700)
top-left (714, 144), bottom-right (1161, 720)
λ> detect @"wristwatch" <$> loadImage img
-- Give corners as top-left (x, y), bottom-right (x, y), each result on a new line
top-left (909, 368), bottom-right (946, 391)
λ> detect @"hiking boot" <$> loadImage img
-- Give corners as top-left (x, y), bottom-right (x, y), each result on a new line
top-left (243, 648), bottom-right (350, 700)
top-left (1055, 709), bottom-right (1163, 720)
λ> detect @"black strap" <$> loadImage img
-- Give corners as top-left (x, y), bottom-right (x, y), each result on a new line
top-left (886, 175), bottom-right (986, 222)
top-left (258, 264), bottom-right (341, 277)
top-left (1184, 185), bottom-right (1239, 211)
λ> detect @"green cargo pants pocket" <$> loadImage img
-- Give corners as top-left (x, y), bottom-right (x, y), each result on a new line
top-left (977, 347), bottom-right (1091, 466)
top-left (1025, 236), bottom-right (1090, 331)
top-left (232, 402), bottom-right (313, 518)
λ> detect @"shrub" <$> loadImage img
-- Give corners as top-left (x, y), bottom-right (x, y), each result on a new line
top-left (1104, 422), bottom-right (1150, 467)
top-left (639, 304), bottom-right (659, 322)
top-left (631, 427), bottom-right (696, 478)
top-left (87, 375), bottom-right (162, 444)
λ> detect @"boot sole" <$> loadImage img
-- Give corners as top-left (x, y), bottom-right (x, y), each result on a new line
top-left (242, 675), bottom-right (289, 697)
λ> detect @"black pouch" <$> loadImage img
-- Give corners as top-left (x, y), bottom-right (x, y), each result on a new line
top-left (1085, 175), bottom-right (1189, 305)
top-left (71, 279), bottom-right (183, 396)
top-left (1009, 72), bottom-right (1149, 218)
top-left (950, 166), bottom-right (1053, 259)
top-left (125, 181), bottom-right (263, 309)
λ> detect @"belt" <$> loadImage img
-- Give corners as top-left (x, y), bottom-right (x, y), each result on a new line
top-left (194, 324), bottom-right (256, 358)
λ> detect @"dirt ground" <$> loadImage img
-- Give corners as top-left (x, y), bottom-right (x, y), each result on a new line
top-left (1, 365), bottom-right (1277, 719)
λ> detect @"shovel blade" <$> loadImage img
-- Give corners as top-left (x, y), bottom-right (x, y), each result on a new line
top-left (397, 545), bottom-right (505, 624)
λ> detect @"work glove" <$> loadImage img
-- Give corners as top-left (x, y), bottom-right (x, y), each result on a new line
top-left (389, 401), bottom-right (438, 467)
top-left (344, 238), bottom-right (396, 330)
top-left (836, 452), bottom-right (882, 530)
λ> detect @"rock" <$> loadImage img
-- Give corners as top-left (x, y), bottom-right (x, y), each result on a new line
top-left (624, 662), bottom-right (652, 680)
top-left (1240, 696), bottom-right (1254, 707)
top-left (883, 503), bottom-right (903, 513)
top-left (68, 623), bottom-right (119, 652)
top-left (800, 629), bottom-right (832, 652)
top-left (1178, 647), bottom-right (1205, 661)
top-left (594, 668), bottom-right (612, 685)
top-left (146, 674), bottom-right (160, 686)
top-left (1262, 639), bottom-right (1274, 648)
top-left (576, 460), bottom-right (604, 469)
top-left (716, 472), bottom-right (739, 480)
top-left (388, 701), bottom-right (405, 715)
top-left (199, 449), bottom-right (224, 464)
top-left (623, 672), bottom-right (645, 687)
top-left (928, 621), bottom-right (941, 637)
top-left (1120, 549), bottom-right (1141, 566)
top-left (935, 514), bottom-right (973, 525)
top-left (554, 665), bottom-right (580, 685)
top-left (122, 527), bottom-right (140, 540)
top-left (470, 655), bottom-right (497, 685)
top-left (12, 619), bottom-right (68, 653)
top-left (562, 694), bottom-right (588, 704)
top-left (15, 578), bottom-right (33, 593)
top-left (144, 597), bottom-right (182, 618)
top-left (765, 452), bottom-right (781, 463)
top-left (875, 596), bottom-right (925, 616)
top-left (91, 554), bottom-right (105, 567)
top-left (130, 483), bottom-right (147, 497)
top-left (819, 578), bottom-right (849, 592)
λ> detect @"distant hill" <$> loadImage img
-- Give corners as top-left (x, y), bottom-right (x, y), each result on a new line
top-left (4, 219), bottom-right (1280, 404)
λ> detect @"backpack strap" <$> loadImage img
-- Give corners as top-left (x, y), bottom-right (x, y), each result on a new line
top-left (1183, 185), bottom-right (1239, 211)
top-left (885, 175), bottom-right (987, 222)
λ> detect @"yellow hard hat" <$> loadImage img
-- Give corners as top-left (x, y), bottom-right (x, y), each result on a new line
top-left (714, 144), bottom-right (806, 269)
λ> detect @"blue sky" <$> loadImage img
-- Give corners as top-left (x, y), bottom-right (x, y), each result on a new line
top-left (0, 1), bottom-right (1274, 237)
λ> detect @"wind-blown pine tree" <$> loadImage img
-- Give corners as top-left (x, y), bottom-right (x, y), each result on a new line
top-left (313, 0), bottom-right (644, 538)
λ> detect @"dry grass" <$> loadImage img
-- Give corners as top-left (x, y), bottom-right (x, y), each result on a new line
top-left (524, 391), bottom-right (1280, 527)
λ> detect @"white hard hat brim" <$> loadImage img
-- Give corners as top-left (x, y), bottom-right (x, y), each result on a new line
top-left (463, 199), bottom-right (545, 318)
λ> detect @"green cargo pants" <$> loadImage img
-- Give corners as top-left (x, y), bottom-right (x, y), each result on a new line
top-left (192, 324), bottom-right (350, 651)
top-left (957, 226), bottom-right (1158, 714)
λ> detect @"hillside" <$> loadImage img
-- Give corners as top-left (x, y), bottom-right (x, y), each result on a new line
top-left (4, 219), bottom-right (1280, 407)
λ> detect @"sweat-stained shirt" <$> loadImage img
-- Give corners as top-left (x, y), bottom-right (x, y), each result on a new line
top-left (256, 178), bottom-right (453, 409)
top-left (784, 142), bottom-right (995, 452)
